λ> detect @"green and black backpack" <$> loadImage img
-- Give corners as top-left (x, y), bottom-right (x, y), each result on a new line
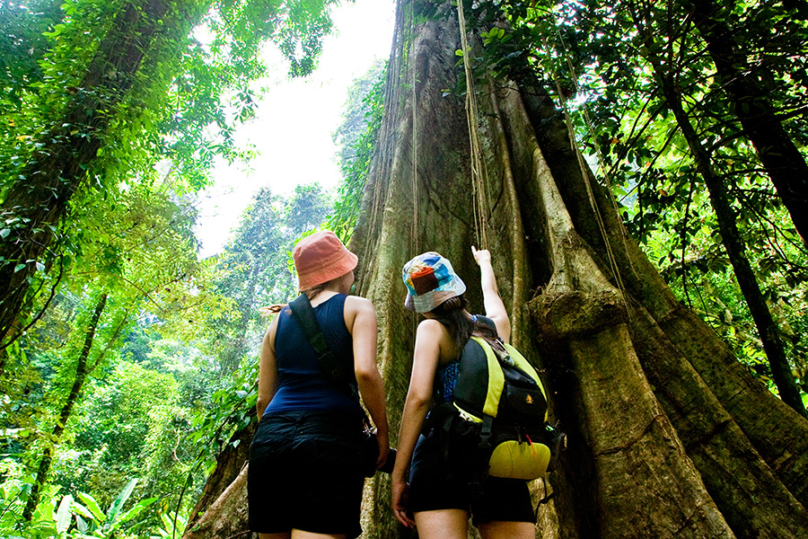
top-left (427, 324), bottom-right (559, 484)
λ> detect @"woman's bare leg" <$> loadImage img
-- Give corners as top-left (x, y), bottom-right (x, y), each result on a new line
top-left (479, 520), bottom-right (535, 539)
top-left (413, 509), bottom-right (469, 539)
top-left (290, 531), bottom-right (346, 539)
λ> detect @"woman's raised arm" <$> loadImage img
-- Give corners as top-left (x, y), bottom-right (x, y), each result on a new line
top-left (472, 246), bottom-right (511, 343)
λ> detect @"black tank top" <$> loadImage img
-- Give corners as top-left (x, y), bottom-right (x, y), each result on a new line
top-left (263, 294), bottom-right (363, 417)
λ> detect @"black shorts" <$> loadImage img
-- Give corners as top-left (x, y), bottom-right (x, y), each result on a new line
top-left (407, 430), bottom-right (535, 526)
top-left (248, 410), bottom-right (365, 538)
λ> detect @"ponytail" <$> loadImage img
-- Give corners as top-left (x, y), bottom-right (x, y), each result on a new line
top-left (431, 296), bottom-right (472, 350)
top-left (430, 295), bottom-right (502, 350)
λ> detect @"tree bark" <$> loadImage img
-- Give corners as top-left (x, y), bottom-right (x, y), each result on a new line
top-left (520, 70), bottom-right (808, 519)
top-left (184, 1), bottom-right (808, 537)
top-left (184, 422), bottom-right (255, 534)
top-left (686, 0), bottom-right (808, 244)
top-left (182, 465), bottom-right (254, 539)
top-left (23, 293), bottom-right (107, 521)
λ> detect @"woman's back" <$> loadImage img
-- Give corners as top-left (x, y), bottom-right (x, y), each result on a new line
top-left (265, 293), bottom-right (362, 417)
top-left (432, 315), bottom-right (496, 405)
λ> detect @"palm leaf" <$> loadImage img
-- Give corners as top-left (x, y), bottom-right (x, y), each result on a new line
top-left (76, 492), bottom-right (106, 523)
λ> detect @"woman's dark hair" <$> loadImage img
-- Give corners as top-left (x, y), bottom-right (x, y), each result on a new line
top-left (431, 295), bottom-right (499, 350)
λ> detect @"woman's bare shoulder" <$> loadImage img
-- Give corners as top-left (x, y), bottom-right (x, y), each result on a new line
top-left (263, 313), bottom-right (280, 351)
top-left (344, 295), bottom-right (375, 314)
top-left (417, 318), bottom-right (449, 340)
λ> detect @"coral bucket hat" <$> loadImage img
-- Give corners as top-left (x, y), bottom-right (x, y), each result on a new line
top-left (293, 230), bottom-right (358, 290)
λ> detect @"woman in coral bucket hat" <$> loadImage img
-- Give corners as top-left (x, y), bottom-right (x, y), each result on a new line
top-left (248, 230), bottom-right (389, 539)
top-left (391, 247), bottom-right (536, 539)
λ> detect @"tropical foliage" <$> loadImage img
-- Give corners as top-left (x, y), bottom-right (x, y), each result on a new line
top-left (2, 0), bottom-right (807, 536)
top-left (0, 0), bottom-right (341, 536)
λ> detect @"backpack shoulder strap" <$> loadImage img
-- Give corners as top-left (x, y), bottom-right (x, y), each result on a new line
top-left (475, 315), bottom-right (498, 333)
top-left (288, 294), bottom-right (357, 402)
top-left (467, 337), bottom-right (505, 418)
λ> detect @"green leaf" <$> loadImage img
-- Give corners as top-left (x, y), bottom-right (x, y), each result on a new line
top-left (71, 500), bottom-right (95, 521)
top-left (160, 511), bottom-right (174, 531)
top-left (56, 495), bottom-right (74, 535)
top-left (106, 478), bottom-right (138, 525)
top-left (112, 497), bottom-right (158, 529)
top-left (77, 492), bottom-right (106, 523)
top-left (0, 229), bottom-right (9, 239)
top-left (76, 514), bottom-right (88, 533)
top-left (14, 264), bottom-right (25, 272)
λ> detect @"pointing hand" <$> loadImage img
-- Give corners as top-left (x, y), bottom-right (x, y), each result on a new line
top-left (471, 245), bottom-right (491, 266)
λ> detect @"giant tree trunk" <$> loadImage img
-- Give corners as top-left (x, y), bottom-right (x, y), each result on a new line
top-left (183, 422), bottom-right (255, 535)
top-left (184, 1), bottom-right (808, 537)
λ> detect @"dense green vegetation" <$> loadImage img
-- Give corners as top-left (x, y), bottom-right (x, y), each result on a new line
top-left (1, 0), bottom-right (806, 536)
top-left (0, 0), bottom-right (384, 536)
top-left (0, 183), bottom-right (336, 537)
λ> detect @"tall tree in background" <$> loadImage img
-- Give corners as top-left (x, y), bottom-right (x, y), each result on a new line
top-left (0, 0), bottom-right (190, 345)
top-left (329, 60), bottom-right (387, 241)
top-left (209, 184), bottom-right (329, 373)
top-left (210, 188), bottom-right (286, 373)
top-left (182, 1), bottom-right (808, 538)
top-left (16, 183), bottom-right (207, 521)
top-left (687, 0), bottom-right (808, 243)
top-left (0, 0), bottom-right (338, 348)
top-left (22, 292), bottom-right (109, 521)
top-left (333, 59), bottom-right (387, 168)
top-left (625, 1), bottom-right (807, 415)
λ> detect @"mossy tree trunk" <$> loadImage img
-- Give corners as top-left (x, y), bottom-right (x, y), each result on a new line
top-left (0, 0), bottom-right (173, 346)
top-left (23, 293), bottom-right (108, 521)
top-left (183, 1), bottom-right (808, 537)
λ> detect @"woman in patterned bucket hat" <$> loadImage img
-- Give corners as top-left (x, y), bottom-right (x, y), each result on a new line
top-left (249, 230), bottom-right (389, 539)
top-left (392, 247), bottom-right (535, 539)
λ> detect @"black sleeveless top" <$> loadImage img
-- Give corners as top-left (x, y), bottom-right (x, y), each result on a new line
top-left (263, 294), bottom-right (363, 417)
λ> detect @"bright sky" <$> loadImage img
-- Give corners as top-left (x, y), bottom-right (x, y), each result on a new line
top-left (195, 0), bottom-right (396, 258)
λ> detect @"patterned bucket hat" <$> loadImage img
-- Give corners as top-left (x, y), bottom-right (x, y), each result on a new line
top-left (402, 252), bottom-right (467, 313)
